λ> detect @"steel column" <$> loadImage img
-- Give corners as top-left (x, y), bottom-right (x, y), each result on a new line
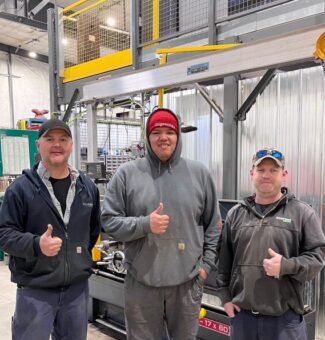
top-left (70, 109), bottom-right (81, 170)
top-left (130, 0), bottom-right (139, 70)
top-left (86, 103), bottom-right (98, 162)
top-left (7, 53), bottom-right (15, 129)
top-left (208, 0), bottom-right (217, 44)
top-left (47, 8), bottom-right (58, 115)
top-left (222, 76), bottom-right (238, 199)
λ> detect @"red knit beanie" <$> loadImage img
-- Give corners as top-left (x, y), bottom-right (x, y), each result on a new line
top-left (147, 109), bottom-right (179, 135)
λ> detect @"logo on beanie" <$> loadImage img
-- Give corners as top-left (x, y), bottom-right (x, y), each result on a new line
top-left (152, 122), bottom-right (177, 131)
top-left (147, 109), bottom-right (179, 134)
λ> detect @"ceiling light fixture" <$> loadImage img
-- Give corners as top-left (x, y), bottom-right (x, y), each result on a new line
top-left (107, 17), bottom-right (116, 27)
top-left (28, 51), bottom-right (37, 58)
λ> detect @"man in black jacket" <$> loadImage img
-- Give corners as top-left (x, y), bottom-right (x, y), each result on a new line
top-left (216, 148), bottom-right (325, 340)
top-left (0, 118), bottom-right (101, 340)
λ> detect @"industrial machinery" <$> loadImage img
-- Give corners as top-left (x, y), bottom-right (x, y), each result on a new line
top-left (96, 240), bottom-right (126, 276)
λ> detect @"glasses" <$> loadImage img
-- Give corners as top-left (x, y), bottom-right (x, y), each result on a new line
top-left (254, 149), bottom-right (284, 161)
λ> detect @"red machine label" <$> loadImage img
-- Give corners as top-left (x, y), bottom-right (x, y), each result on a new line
top-left (199, 317), bottom-right (230, 336)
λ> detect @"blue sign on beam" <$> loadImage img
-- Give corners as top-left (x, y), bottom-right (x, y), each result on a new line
top-left (187, 62), bottom-right (209, 75)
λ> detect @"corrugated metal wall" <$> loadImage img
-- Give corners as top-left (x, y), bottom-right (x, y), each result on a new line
top-left (162, 86), bottom-right (224, 200)
top-left (239, 66), bottom-right (325, 339)
top-left (163, 65), bottom-right (325, 339)
top-left (239, 67), bottom-right (325, 208)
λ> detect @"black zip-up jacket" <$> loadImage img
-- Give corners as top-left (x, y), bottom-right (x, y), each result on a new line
top-left (216, 188), bottom-right (325, 315)
top-left (0, 164), bottom-right (101, 288)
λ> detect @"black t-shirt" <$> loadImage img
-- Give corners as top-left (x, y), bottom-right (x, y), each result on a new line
top-left (255, 199), bottom-right (280, 216)
top-left (49, 175), bottom-right (71, 215)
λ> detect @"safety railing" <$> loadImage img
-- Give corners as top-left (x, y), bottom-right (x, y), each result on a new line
top-left (62, 0), bottom-right (131, 82)
top-left (61, 0), bottom-right (283, 82)
top-left (139, 0), bottom-right (281, 46)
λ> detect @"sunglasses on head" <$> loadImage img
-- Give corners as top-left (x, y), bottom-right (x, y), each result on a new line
top-left (254, 149), bottom-right (284, 160)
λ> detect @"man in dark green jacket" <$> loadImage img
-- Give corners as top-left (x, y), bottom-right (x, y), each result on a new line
top-left (216, 148), bottom-right (325, 340)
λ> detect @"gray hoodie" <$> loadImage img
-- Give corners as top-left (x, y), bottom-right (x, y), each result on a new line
top-left (101, 111), bottom-right (219, 287)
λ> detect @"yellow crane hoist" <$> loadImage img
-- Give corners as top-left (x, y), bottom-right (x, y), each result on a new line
top-left (314, 32), bottom-right (325, 60)
top-left (314, 32), bottom-right (325, 72)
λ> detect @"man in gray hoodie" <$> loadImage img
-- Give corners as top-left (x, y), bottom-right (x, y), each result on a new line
top-left (101, 108), bottom-right (219, 340)
top-left (216, 148), bottom-right (325, 340)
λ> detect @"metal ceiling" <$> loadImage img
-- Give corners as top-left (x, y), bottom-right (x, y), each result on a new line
top-left (0, 17), bottom-right (48, 55)
top-left (0, 0), bottom-right (98, 58)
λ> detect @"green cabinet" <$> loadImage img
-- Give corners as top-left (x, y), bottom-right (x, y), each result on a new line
top-left (0, 129), bottom-right (38, 176)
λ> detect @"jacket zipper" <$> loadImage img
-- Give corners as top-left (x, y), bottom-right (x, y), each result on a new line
top-left (64, 231), bottom-right (69, 285)
top-left (64, 186), bottom-right (83, 285)
top-left (253, 195), bottom-right (286, 221)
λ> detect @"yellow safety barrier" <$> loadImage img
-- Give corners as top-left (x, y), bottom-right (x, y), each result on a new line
top-left (62, 0), bottom-right (132, 82)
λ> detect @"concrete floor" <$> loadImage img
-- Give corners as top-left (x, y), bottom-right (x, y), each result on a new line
top-left (0, 261), bottom-right (116, 340)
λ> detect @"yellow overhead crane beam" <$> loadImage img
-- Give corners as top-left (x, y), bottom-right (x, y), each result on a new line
top-left (62, 0), bottom-right (89, 13)
top-left (65, 0), bottom-right (107, 19)
top-left (156, 44), bottom-right (240, 55)
top-left (156, 43), bottom-right (241, 108)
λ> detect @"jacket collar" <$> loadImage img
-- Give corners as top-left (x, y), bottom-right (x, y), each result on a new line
top-left (23, 163), bottom-right (83, 189)
top-left (36, 161), bottom-right (79, 181)
top-left (243, 187), bottom-right (294, 212)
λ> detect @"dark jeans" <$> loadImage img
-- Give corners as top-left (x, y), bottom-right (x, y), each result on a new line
top-left (230, 309), bottom-right (307, 340)
top-left (12, 280), bottom-right (89, 340)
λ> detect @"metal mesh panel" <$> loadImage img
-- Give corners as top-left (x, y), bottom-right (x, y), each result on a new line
top-left (139, 0), bottom-right (156, 45)
top-left (140, 0), bottom-right (283, 45)
top-left (222, 0), bottom-right (278, 17)
top-left (140, 0), bottom-right (208, 44)
top-left (63, 0), bottom-right (130, 67)
top-left (105, 154), bottom-right (135, 179)
top-left (80, 121), bottom-right (141, 154)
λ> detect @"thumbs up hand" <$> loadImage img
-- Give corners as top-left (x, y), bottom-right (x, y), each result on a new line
top-left (263, 248), bottom-right (282, 278)
top-left (149, 203), bottom-right (170, 235)
top-left (39, 224), bottom-right (63, 256)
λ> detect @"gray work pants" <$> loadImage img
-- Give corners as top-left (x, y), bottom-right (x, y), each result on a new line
top-left (124, 273), bottom-right (203, 340)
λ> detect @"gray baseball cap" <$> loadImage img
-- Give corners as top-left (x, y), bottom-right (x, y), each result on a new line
top-left (38, 118), bottom-right (72, 139)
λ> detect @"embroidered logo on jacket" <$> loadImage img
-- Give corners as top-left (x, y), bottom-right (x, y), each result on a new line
top-left (276, 216), bottom-right (292, 223)
top-left (83, 202), bottom-right (93, 207)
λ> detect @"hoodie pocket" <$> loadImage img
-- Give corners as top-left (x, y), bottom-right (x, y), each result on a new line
top-left (17, 255), bottom-right (60, 276)
top-left (67, 243), bottom-right (93, 282)
top-left (132, 236), bottom-right (201, 286)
